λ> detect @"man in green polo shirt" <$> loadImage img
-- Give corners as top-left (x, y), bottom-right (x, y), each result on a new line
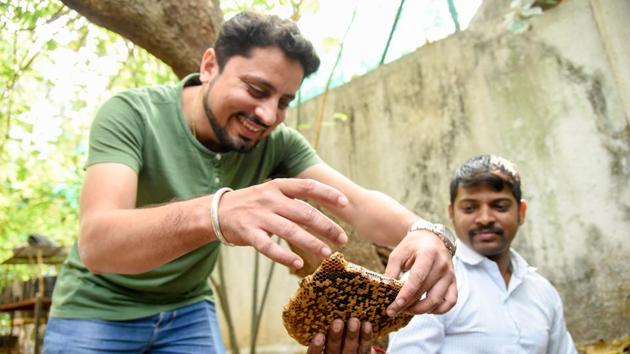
top-left (44, 11), bottom-right (457, 353)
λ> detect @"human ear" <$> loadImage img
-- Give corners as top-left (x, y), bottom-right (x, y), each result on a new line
top-left (199, 48), bottom-right (219, 83)
top-left (518, 199), bottom-right (527, 225)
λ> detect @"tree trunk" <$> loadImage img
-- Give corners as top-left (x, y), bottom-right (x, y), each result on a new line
top-left (60, 0), bottom-right (223, 78)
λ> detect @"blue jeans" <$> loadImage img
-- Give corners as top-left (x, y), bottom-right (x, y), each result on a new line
top-left (43, 301), bottom-right (225, 353)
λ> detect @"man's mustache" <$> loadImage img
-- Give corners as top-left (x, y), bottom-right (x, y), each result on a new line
top-left (469, 225), bottom-right (504, 238)
top-left (239, 113), bottom-right (270, 129)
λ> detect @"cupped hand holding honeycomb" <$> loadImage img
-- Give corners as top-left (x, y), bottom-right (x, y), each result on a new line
top-left (283, 252), bottom-right (413, 346)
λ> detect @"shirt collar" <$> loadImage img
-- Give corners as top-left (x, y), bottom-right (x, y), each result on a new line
top-left (455, 239), bottom-right (486, 265)
top-left (455, 240), bottom-right (534, 279)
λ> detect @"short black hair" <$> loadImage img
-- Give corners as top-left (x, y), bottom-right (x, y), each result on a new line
top-left (449, 155), bottom-right (522, 204)
top-left (213, 11), bottom-right (320, 78)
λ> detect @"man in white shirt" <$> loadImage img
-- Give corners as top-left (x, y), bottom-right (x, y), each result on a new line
top-left (388, 155), bottom-right (577, 354)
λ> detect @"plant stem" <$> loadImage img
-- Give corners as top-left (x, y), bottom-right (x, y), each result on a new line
top-left (251, 238), bottom-right (281, 350)
top-left (249, 250), bottom-right (260, 354)
top-left (211, 252), bottom-right (240, 354)
top-left (447, 0), bottom-right (461, 32)
top-left (380, 0), bottom-right (406, 66)
top-left (313, 1), bottom-right (359, 150)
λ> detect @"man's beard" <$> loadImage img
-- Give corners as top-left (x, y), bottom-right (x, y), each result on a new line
top-left (202, 84), bottom-right (260, 153)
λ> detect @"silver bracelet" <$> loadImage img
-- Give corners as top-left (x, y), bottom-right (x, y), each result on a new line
top-left (211, 187), bottom-right (235, 246)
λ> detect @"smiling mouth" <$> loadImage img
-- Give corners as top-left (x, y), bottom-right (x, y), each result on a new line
top-left (237, 115), bottom-right (266, 134)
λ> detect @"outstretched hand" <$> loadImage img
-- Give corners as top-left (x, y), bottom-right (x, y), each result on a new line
top-left (216, 178), bottom-right (349, 269)
top-left (307, 318), bottom-right (373, 354)
top-left (384, 230), bottom-right (457, 316)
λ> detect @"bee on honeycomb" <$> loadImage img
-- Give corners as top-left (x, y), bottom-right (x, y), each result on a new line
top-left (283, 252), bottom-right (413, 346)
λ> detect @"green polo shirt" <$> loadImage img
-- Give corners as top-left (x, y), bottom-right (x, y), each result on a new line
top-left (50, 74), bottom-right (320, 320)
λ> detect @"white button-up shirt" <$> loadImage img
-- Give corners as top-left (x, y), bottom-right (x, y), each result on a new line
top-left (388, 241), bottom-right (577, 354)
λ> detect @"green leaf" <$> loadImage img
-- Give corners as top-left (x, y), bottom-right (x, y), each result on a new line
top-left (46, 39), bottom-right (58, 51)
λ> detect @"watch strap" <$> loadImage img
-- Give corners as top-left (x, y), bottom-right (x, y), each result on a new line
top-left (408, 220), bottom-right (457, 257)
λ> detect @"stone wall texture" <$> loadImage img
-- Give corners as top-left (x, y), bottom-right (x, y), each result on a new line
top-left (217, 0), bottom-right (630, 350)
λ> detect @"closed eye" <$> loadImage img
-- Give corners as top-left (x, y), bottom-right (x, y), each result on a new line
top-left (247, 83), bottom-right (267, 98)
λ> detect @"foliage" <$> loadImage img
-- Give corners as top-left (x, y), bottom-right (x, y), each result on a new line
top-left (222, 0), bottom-right (319, 21)
top-left (1, 0), bottom-right (78, 283)
top-left (0, 0), bottom-right (176, 287)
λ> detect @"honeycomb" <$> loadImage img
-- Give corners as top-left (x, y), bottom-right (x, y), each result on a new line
top-left (282, 252), bottom-right (413, 346)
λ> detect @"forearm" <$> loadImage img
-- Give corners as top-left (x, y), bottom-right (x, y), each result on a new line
top-left (336, 189), bottom-right (418, 247)
top-left (297, 164), bottom-right (419, 247)
top-left (79, 196), bottom-right (215, 274)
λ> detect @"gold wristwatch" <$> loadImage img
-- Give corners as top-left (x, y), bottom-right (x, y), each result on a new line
top-left (408, 220), bottom-right (457, 257)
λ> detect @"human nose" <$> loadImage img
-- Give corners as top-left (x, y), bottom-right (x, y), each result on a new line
top-left (254, 100), bottom-right (280, 126)
top-left (475, 205), bottom-right (495, 225)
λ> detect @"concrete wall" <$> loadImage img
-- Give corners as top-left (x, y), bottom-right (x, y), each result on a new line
top-left (216, 0), bottom-right (630, 350)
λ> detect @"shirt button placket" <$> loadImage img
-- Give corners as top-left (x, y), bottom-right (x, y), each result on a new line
top-left (213, 154), bottom-right (223, 188)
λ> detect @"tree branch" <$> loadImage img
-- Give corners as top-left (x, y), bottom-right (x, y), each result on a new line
top-left (60, 0), bottom-right (224, 78)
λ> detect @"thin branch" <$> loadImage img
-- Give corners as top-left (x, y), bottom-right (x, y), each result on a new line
top-left (0, 32), bottom-right (22, 157)
top-left (19, 5), bottom-right (70, 31)
top-left (107, 43), bottom-right (136, 91)
top-left (295, 88), bottom-right (302, 130)
top-left (251, 237), bottom-right (281, 351)
top-left (249, 250), bottom-right (260, 354)
top-left (290, 0), bottom-right (304, 21)
top-left (312, 1), bottom-right (359, 150)
top-left (1, 5), bottom-right (84, 156)
top-left (447, 0), bottom-right (461, 32)
top-left (380, 0), bottom-right (406, 66)
top-left (46, 6), bottom-right (70, 25)
top-left (211, 252), bottom-right (240, 354)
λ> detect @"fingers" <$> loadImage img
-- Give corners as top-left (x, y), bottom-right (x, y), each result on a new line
top-left (341, 318), bottom-right (360, 354)
top-left (314, 319), bottom-right (372, 354)
top-left (276, 198), bottom-right (347, 245)
top-left (246, 229), bottom-right (305, 269)
top-left (432, 281), bottom-right (457, 314)
top-left (307, 333), bottom-right (326, 354)
top-left (385, 230), bottom-right (456, 317)
top-left (326, 319), bottom-right (344, 353)
top-left (273, 178), bottom-right (349, 208)
top-left (386, 253), bottom-right (433, 317)
top-left (403, 272), bottom-right (454, 315)
top-left (262, 213), bottom-right (334, 257)
top-left (359, 322), bottom-right (373, 354)
top-left (399, 249), bottom-right (452, 314)
top-left (273, 179), bottom-right (348, 244)
top-left (383, 244), bottom-right (414, 280)
top-left (216, 178), bottom-right (351, 270)
top-left (383, 256), bottom-right (403, 281)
